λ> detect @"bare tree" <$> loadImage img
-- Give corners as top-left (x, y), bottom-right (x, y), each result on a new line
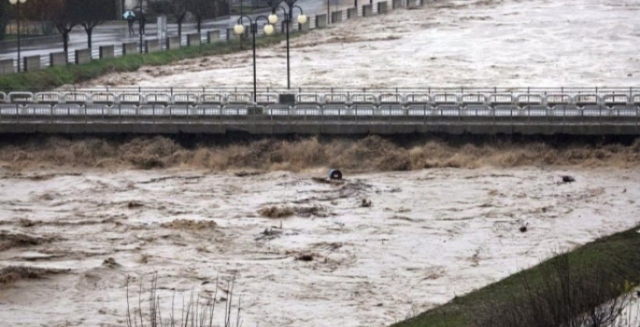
top-left (53, 0), bottom-right (78, 59)
top-left (265, 0), bottom-right (282, 12)
top-left (187, 0), bottom-right (230, 34)
top-left (149, 0), bottom-right (188, 36)
top-left (76, 0), bottom-right (113, 49)
top-left (22, 0), bottom-right (61, 35)
top-left (0, 1), bottom-right (10, 41)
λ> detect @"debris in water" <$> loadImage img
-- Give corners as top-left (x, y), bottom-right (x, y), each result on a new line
top-left (234, 171), bottom-right (265, 177)
top-left (102, 257), bottom-right (119, 268)
top-left (258, 206), bottom-right (294, 218)
top-left (311, 177), bottom-right (344, 185)
top-left (127, 201), bottom-right (143, 209)
top-left (258, 206), bottom-right (330, 218)
top-left (160, 219), bottom-right (217, 230)
top-left (328, 169), bottom-right (343, 180)
top-left (255, 227), bottom-right (284, 241)
top-left (138, 254), bottom-right (150, 264)
top-left (296, 205), bottom-right (330, 218)
top-left (361, 199), bottom-right (372, 207)
top-left (296, 254), bottom-right (314, 262)
top-left (561, 175), bottom-right (575, 183)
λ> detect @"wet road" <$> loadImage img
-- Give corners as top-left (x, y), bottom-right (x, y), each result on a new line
top-left (0, 0), bottom-right (347, 66)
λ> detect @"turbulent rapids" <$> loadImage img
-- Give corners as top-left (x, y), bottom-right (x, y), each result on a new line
top-left (2, 0), bottom-right (640, 326)
top-left (1, 135), bottom-right (640, 171)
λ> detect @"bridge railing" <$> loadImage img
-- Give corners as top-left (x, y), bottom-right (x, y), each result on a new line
top-left (0, 105), bottom-right (637, 123)
top-left (1, 93), bottom-right (638, 120)
top-left (53, 86), bottom-right (640, 97)
top-left (4, 89), bottom-right (640, 107)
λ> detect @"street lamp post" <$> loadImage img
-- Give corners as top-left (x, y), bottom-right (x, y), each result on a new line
top-left (270, 2), bottom-right (306, 89)
top-left (139, 0), bottom-right (143, 53)
top-left (234, 15), bottom-right (274, 103)
top-left (8, 0), bottom-right (27, 73)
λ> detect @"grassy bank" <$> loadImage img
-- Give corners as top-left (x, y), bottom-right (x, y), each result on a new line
top-left (0, 31), bottom-right (303, 93)
top-left (392, 225), bottom-right (640, 327)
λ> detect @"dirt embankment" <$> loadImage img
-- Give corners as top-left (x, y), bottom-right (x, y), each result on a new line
top-left (0, 135), bottom-right (639, 171)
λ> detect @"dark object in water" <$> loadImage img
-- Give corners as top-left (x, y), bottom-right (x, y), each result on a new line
top-left (328, 169), bottom-right (343, 180)
top-left (561, 175), bottom-right (575, 183)
top-left (234, 171), bottom-right (264, 177)
top-left (127, 201), bottom-right (143, 209)
top-left (297, 254), bottom-right (313, 262)
top-left (519, 221), bottom-right (529, 233)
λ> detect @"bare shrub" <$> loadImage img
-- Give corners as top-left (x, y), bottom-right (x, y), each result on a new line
top-left (125, 272), bottom-right (243, 327)
top-left (473, 253), bottom-right (634, 327)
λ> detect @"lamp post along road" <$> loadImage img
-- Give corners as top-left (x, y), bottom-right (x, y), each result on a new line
top-left (271, 3), bottom-right (306, 89)
top-left (9, 0), bottom-right (26, 73)
top-left (139, 0), bottom-right (143, 53)
top-left (234, 15), bottom-right (274, 103)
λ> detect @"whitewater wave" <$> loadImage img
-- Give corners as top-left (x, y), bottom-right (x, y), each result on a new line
top-left (1, 135), bottom-right (639, 171)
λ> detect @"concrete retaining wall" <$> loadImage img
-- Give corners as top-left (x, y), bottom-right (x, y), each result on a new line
top-left (363, 4), bottom-right (373, 16)
top-left (0, 59), bottom-right (14, 75)
top-left (347, 7), bottom-right (358, 19)
top-left (377, 1), bottom-right (389, 14)
top-left (145, 39), bottom-right (160, 53)
top-left (23, 55), bottom-right (41, 71)
top-left (75, 49), bottom-right (91, 65)
top-left (2, 0), bottom-right (413, 74)
top-left (280, 21), bottom-right (292, 34)
top-left (166, 36), bottom-right (181, 49)
top-left (122, 42), bottom-right (138, 55)
top-left (49, 52), bottom-right (67, 67)
top-left (331, 11), bottom-right (343, 23)
top-left (227, 27), bottom-right (248, 40)
top-left (227, 25), bottom-right (249, 41)
top-left (315, 14), bottom-right (327, 28)
top-left (207, 30), bottom-right (220, 43)
top-left (187, 33), bottom-right (201, 47)
top-left (299, 20), bottom-right (310, 32)
top-left (99, 45), bottom-right (115, 59)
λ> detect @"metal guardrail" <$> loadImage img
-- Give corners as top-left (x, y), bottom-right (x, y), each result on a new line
top-left (1, 93), bottom-right (638, 120)
top-left (0, 104), bottom-right (638, 130)
top-left (0, 100), bottom-right (637, 135)
top-left (51, 86), bottom-right (640, 98)
top-left (3, 89), bottom-right (640, 106)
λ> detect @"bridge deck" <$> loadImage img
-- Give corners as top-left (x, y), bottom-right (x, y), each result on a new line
top-left (1, 89), bottom-right (638, 134)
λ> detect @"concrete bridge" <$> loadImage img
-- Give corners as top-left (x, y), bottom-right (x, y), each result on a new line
top-left (0, 87), bottom-right (638, 135)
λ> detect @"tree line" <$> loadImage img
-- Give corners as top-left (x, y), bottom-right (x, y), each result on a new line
top-left (0, 0), bottom-right (232, 56)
